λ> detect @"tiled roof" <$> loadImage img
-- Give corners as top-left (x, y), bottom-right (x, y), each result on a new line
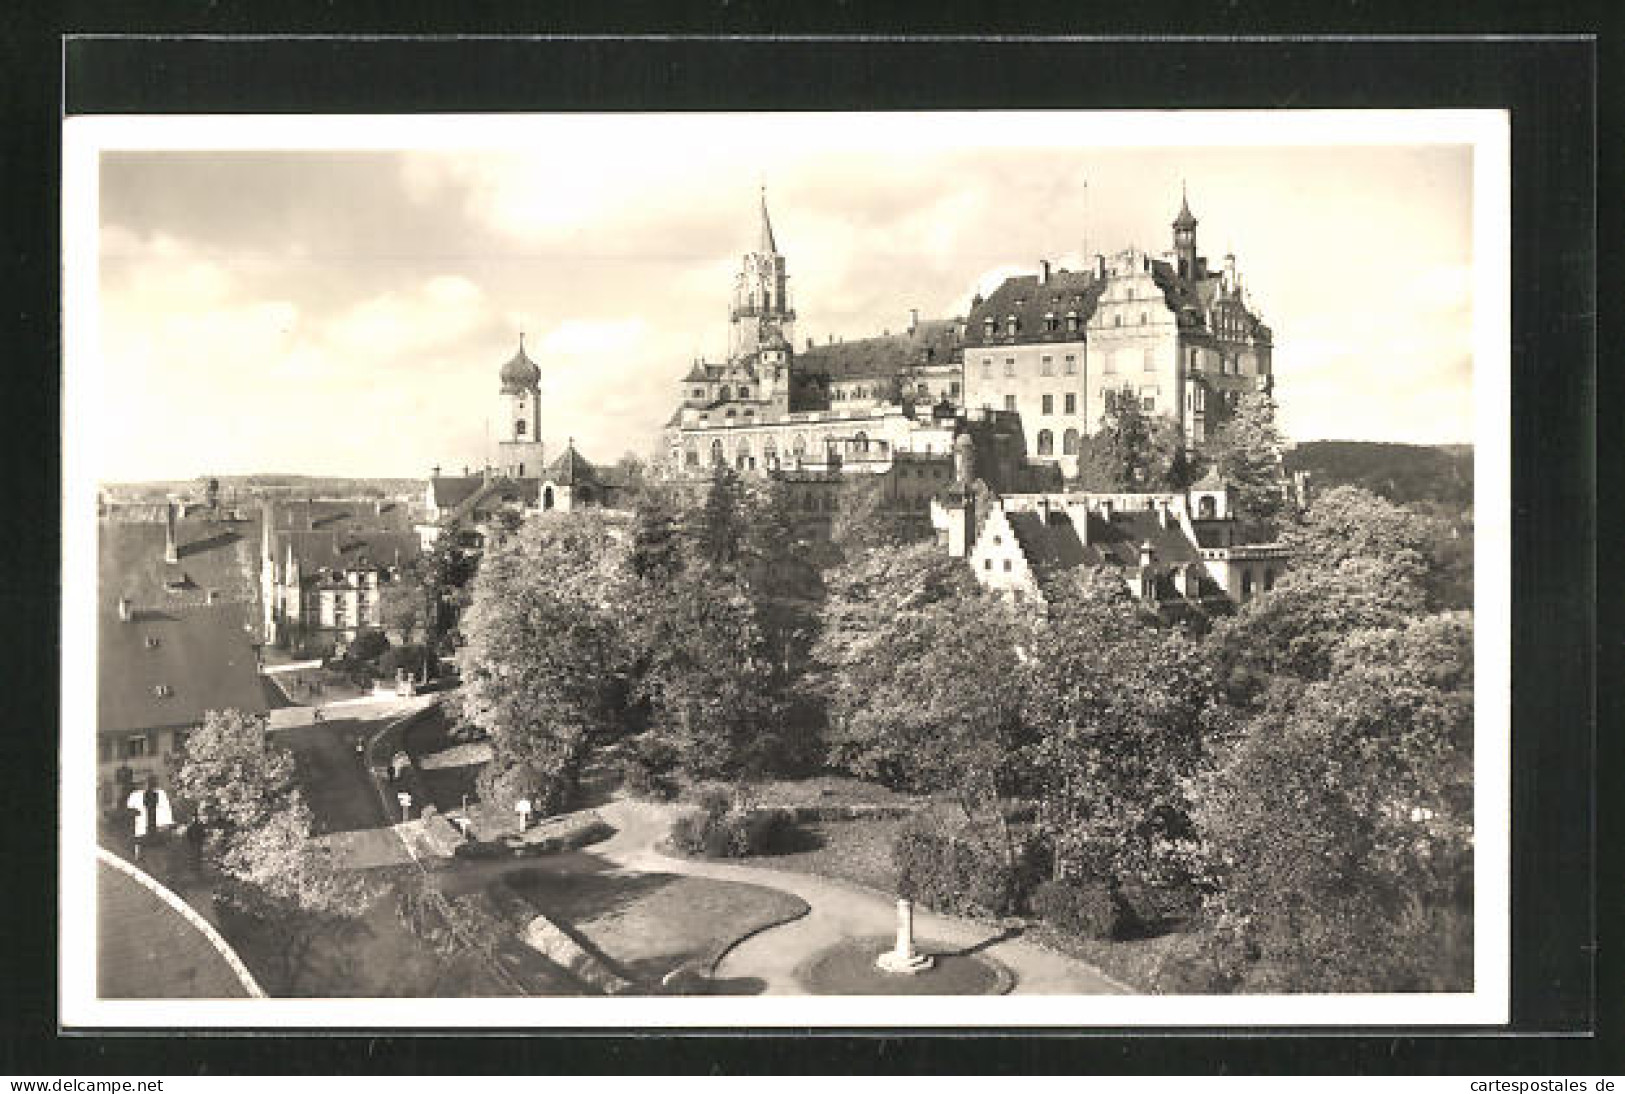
top-left (796, 320), bottom-right (962, 380)
top-left (98, 601), bottom-right (267, 735)
top-left (429, 476), bottom-right (486, 510)
top-left (99, 518), bottom-right (260, 628)
top-left (97, 850), bottom-right (262, 998)
top-left (271, 528), bottom-right (421, 574)
top-left (449, 476), bottom-right (541, 523)
top-left (1005, 510), bottom-right (1091, 573)
top-left (1087, 509), bottom-right (1202, 568)
top-left (268, 499), bottom-right (413, 534)
top-left (545, 444), bottom-right (600, 487)
top-left (964, 269), bottom-right (1107, 348)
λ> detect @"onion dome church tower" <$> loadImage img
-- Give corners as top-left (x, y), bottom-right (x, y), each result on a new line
top-left (497, 334), bottom-right (545, 480)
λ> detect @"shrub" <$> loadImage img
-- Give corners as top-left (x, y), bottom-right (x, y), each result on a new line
top-left (1148, 929), bottom-right (1251, 994)
top-left (892, 829), bottom-right (1028, 918)
top-left (378, 644), bottom-right (431, 681)
top-left (347, 628), bottom-right (391, 663)
top-left (669, 805), bottom-right (800, 859)
top-left (1032, 879), bottom-right (1127, 941)
top-left (621, 735), bottom-right (681, 801)
top-left (1115, 879), bottom-right (1205, 934)
top-left (453, 840), bottom-right (511, 861)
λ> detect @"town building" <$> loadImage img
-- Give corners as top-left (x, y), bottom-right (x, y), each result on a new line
top-left (961, 189), bottom-right (1274, 477)
top-left (258, 498), bottom-right (420, 651)
top-left (98, 501), bottom-right (269, 815)
top-left (941, 471), bottom-right (1289, 608)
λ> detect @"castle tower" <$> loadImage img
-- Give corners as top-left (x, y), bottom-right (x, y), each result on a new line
top-left (728, 188), bottom-right (796, 370)
top-left (497, 334), bottom-right (545, 480)
top-left (1172, 185), bottom-right (1199, 281)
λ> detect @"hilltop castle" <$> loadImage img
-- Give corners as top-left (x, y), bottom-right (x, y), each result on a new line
top-left (664, 186), bottom-right (1274, 483)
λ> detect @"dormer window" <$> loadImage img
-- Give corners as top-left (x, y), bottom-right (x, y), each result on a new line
top-left (1005, 315), bottom-right (1019, 336)
top-left (152, 684), bottom-right (173, 698)
top-left (144, 636), bottom-right (160, 649)
top-left (982, 317), bottom-right (996, 337)
top-left (1066, 312), bottom-right (1080, 333)
top-left (1044, 313), bottom-right (1058, 332)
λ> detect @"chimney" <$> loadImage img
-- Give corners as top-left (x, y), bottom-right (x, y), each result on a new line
top-left (1224, 252), bottom-right (1237, 292)
top-left (1039, 259), bottom-right (1051, 285)
top-left (163, 501), bottom-right (179, 564)
top-left (1094, 254), bottom-right (1106, 278)
top-left (1099, 498), bottom-right (1114, 521)
top-left (431, 464), bottom-right (441, 479)
top-left (909, 308), bottom-right (919, 334)
top-left (374, 499), bottom-right (383, 517)
top-left (206, 589), bottom-right (218, 605)
top-left (1140, 539), bottom-right (1156, 568)
top-left (1156, 498), bottom-right (1170, 529)
top-left (117, 596), bottom-right (132, 623)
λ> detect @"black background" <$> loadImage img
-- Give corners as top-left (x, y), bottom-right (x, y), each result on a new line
top-left (1, 13), bottom-right (1611, 1077)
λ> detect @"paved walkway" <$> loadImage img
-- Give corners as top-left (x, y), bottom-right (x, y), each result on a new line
top-left (589, 800), bottom-right (1128, 995)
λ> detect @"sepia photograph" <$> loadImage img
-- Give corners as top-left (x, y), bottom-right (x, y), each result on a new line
top-left (59, 109), bottom-right (1510, 1029)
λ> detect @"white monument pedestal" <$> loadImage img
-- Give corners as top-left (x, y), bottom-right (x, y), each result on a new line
top-left (875, 898), bottom-right (934, 974)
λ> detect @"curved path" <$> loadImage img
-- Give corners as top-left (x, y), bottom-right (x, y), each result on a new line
top-left (590, 800), bottom-right (1129, 995)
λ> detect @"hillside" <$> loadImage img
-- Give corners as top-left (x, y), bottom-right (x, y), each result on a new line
top-left (1284, 441), bottom-right (1473, 514)
top-left (101, 474), bottom-right (426, 503)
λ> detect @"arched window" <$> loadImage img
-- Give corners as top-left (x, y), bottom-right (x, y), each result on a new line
top-left (1264, 567), bottom-right (1277, 591)
top-left (1036, 429), bottom-right (1054, 456)
top-left (738, 386), bottom-right (750, 399)
top-left (684, 443), bottom-right (699, 467)
top-left (1198, 495), bottom-right (1217, 519)
top-left (515, 419), bottom-right (527, 437)
top-left (1006, 315), bottom-right (1019, 336)
top-left (983, 316), bottom-right (996, 338)
top-left (1066, 312), bottom-right (1080, 333)
top-left (763, 439), bottom-right (777, 466)
top-left (710, 439), bottom-right (724, 465)
top-left (1062, 428), bottom-right (1081, 455)
top-left (792, 433), bottom-right (808, 456)
top-left (542, 486), bottom-right (555, 511)
top-left (854, 431), bottom-right (869, 453)
top-left (1240, 570), bottom-right (1254, 600)
top-left (719, 384), bottom-right (732, 401)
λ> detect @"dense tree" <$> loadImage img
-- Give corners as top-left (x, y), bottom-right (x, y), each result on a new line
top-left (691, 468), bottom-right (750, 573)
top-left (169, 709), bottom-right (297, 842)
top-left (170, 709), bottom-right (373, 992)
top-left (456, 512), bottom-right (632, 814)
top-left (627, 484), bottom-right (685, 584)
top-left (1280, 483), bottom-right (1466, 610)
top-left (1074, 387), bottom-right (1190, 492)
top-left (377, 577), bottom-right (428, 645)
top-left (1204, 390), bottom-right (1288, 526)
top-left (1193, 612), bottom-right (1474, 991)
top-left (828, 474), bottom-right (922, 554)
top-left (1024, 567), bottom-right (1222, 892)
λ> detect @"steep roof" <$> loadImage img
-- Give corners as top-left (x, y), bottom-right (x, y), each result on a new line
top-left (758, 189), bottom-right (779, 254)
top-left (1087, 508), bottom-right (1202, 568)
top-left (449, 476), bottom-right (541, 524)
top-left (1173, 189), bottom-right (1198, 230)
top-left (271, 528), bottom-right (421, 574)
top-left (99, 601), bottom-right (268, 735)
top-left (428, 475), bottom-right (486, 510)
top-left (99, 517), bottom-right (260, 628)
top-left (963, 268), bottom-right (1107, 348)
top-left (796, 319), bottom-right (962, 380)
top-left (545, 443), bottom-right (600, 487)
top-left (268, 499), bottom-right (413, 534)
top-left (1005, 510), bottom-right (1091, 573)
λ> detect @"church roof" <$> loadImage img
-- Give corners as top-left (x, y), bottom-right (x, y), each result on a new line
top-left (500, 338), bottom-right (541, 390)
top-left (546, 443), bottom-right (600, 486)
top-left (448, 476), bottom-right (541, 524)
top-left (758, 189), bottom-right (778, 255)
top-left (1192, 469), bottom-right (1230, 492)
top-left (1173, 188), bottom-right (1198, 230)
top-left (98, 600), bottom-right (268, 735)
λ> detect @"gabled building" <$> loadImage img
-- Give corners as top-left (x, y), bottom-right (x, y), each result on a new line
top-left (258, 498), bottom-right (420, 649)
top-left (949, 474), bottom-right (1287, 609)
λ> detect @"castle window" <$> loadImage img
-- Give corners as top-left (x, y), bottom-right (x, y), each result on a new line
top-left (950, 381), bottom-right (961, 397)
top-left (744, 409), bottom-right (755, 417)
top-left (984, 559), bottom-right (992, 570)
top-left (1141, 395), bottom-right (1155, 412)
top-left (1066, 312), bottom-right (1080, 333)
top-left (1103, 353), bottom-right (1117, 375)
top-left (1041, 394), bottom-right (1054, 415)
top-left (720, 385), bottom-right (732, 401)
top-left (1004, 395), bottom-right (1017, 412)
top-left (1003, 559), bottom-right (1012, 572)
top-left (1040, 355), bottom-right (1054, 376)
top-left (1004, 358), bottom-right (1015, 377)
top-left (516, 419), bottom-right (527, 437)
top-left (1062, 428), bottom-right (1081, 455)
top-left (1064, 393), bottom-right (1077, 414)
top-left (710, 439), bottom-right (724, 465)
top-left (1044, 313), bottom-right (1058, 332)
top-left (1006, 316), bottom-right (1019, 336)
top-left (1064, 354), bottom-right (1077, 375)
top-left (1140, 311), bottom-right (1148, 326)
top-left (981, 358), bottom-right (992, 378)
top-left (1144, 348), bottom-right (1156, 371)
top-left (983, 317), bottom-right (996, 338)
top-left (739, 387), bottom-right (750, 399)
top-left (1036, 429), bottom-right (1054, 456)
top-left (1240, 570), bottom-right (1254, 600)
top-left (1265, 567), bottom-right (1277, 590)
top-left (693, 388), bottom-right (705, 398)
top-left (726, 409), bottom-right (736, 418)
top-left (1114, 314), bottom-right (1122, 327)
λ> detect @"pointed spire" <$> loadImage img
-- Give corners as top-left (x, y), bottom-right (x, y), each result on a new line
top-left (757, 185), bottom-right (778, 255)
top-left (1173, 182), bottom-right (1198, 230)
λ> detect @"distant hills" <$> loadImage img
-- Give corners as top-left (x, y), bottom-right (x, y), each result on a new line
top-left (101, 474), bottom-right (427, 503)
top-left (1284, 441), bottom-right (1473, 514)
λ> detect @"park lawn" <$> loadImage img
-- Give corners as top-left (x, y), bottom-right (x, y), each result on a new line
top-left (754, 813), bottom-right (1182, 994)
top-left (503, 868), bottom-right (808, 984)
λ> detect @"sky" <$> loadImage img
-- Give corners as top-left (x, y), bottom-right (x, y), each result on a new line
top-left (86, 114), bottom-right (1479, 482)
